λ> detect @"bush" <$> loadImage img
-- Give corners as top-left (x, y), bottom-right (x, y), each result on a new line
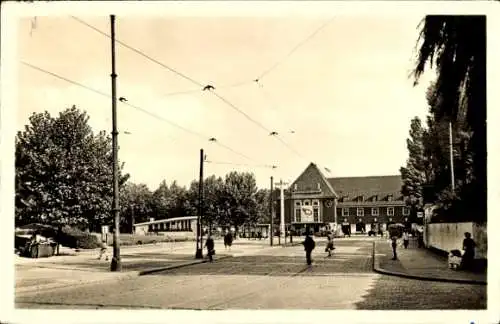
top-left (57, 225), bottom-right (101, 249)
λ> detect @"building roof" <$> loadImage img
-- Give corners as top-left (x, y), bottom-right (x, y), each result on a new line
top-left (134, 216), bottom-right (198, 227)
top-left (327, 175), bottom-right (403, 199)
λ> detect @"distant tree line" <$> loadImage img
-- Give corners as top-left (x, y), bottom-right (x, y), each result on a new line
top-left (15, 106), bottom-right (270, 232)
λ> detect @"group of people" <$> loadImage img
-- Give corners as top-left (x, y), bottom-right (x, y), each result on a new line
top-left (203, 231), bottom-right (233, 262)
top-left (301, 231), bottom-right (336, 266)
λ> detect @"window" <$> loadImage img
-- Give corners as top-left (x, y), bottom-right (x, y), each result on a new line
top-left (403, 207), bottom-right (410, 216)
top-left (295, 208), bottom-right (301, 223)
top-left (313, 207), bottom-right (320, 222)
top-left (342, 208), bottom-right (349, 216)
top-left (317, 183), bottom-right (321, 190)
top-left (295, 200), bottom-right (302, 207)
top-left (343, 196), bottom-right (349, 202)
top-left (373, 195), bottom-right (378, 202)
top-left (304, 200), bottom-right (310, 206)
top-left (387, 207), bottom-right (394, 216)
top-left (371, 207), bottom-right (379, 216)
top-left (359, 195), bottom-right (364, 202)
top-left (294, 184), bottom-right (298, 191)
top-left (387, 195), bottom-right (393, 202)
top-left (357, 207), bottom-right (364, 217)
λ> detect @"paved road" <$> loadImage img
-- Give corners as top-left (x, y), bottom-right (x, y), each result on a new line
top-left (15, 240), bottom-right (486, 310)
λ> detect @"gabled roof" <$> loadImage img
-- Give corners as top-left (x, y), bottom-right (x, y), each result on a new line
top-left (289, 162), bottom-right (338, 198)
top-left (327, 175), bottom-right (403, 199)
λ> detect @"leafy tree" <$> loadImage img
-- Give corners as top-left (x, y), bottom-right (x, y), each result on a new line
top-left (120, 183), bottom-right (153, 233)
top-left (15, 106), bottom-right (129, 230)
top-left (254, 188), bottom-right (270, 224)
top-left (412, 15), bottom-right (486, 223)
top-left (151, 180), bottom-right (188, 220)
top-left (219, 171), bottom-right (259, 232)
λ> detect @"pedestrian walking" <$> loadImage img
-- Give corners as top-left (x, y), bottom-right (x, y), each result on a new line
top-left (391, 236), bottom-right (398, 260)
top-left (325, 232), bottom-right (335, 257)
top-left (97, 239), bottom-right (109, 261)
top-left (402, 231), bottom-right (410, 249)
top-left (205, 235), bottom-right (215, 262)
top-left (461, 232), bottom-right (476, 270)
top-left (224, 231), bottom-right (233, 251)
top-left (302, 232), bottom-right (316, 265)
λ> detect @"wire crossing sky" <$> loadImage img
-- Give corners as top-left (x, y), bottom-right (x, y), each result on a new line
top-left (17, 15), bottom-right (434, 189)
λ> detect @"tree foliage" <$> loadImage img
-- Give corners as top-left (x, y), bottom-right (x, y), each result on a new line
top-left (120, 182), bottom-right (153, 232)
top-left (411, 15), bottom-right (486, 223)
top-left (15, 106), bottom-right (130, 230)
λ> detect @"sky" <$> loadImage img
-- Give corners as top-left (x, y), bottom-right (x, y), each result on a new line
top-left (16, 13), bottom-right (436, 191)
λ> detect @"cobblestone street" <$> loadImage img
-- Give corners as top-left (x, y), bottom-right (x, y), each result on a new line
top-left (15, 240), bottom-right (486, 310)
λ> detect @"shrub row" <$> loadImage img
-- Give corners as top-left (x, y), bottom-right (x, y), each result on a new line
top-left (58, 226), bottom-right (101, 249)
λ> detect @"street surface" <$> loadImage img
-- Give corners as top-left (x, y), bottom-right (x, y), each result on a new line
top-left (15, 239), bottom-right (486, 310)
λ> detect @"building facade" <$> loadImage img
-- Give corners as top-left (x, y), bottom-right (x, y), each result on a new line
top-left (274, 163), bottom-right (410, 235)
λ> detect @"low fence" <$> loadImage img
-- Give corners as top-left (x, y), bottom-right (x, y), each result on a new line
top-left (425, 222), bottom-right (487, 259)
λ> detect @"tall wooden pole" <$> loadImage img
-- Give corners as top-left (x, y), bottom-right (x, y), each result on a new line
top-left (195, 149), bottom-right (204, 259)
top-left (110, 15), bottom-right (121, 272)
top-left (270, 176), bottom-right (274, 246)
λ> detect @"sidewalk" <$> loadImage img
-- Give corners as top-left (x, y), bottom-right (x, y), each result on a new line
top-left (373, 239), bottom-right (486, 285)
top-left (15, 240), bottom-right (269, 295)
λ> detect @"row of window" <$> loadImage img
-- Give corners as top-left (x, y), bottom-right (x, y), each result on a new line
top-left (341, 207), bottom-right (410, 217)
top-left (295, 199), bottom-right (320, 206)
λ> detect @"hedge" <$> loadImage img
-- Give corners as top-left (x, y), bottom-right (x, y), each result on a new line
top-left (58, 226), bottom-right (101, 249)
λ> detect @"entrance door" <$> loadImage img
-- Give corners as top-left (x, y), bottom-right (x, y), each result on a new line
top-left (356, 222), bottom-right (366, 233)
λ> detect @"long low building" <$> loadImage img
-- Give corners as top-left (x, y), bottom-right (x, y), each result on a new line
top-left (133, 216), bottom-right (198, 235)
top-left (274, 163), bottom-right (411, 235)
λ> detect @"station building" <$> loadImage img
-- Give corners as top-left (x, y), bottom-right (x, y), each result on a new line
top-left (274, 163), bottom-right (410, 235)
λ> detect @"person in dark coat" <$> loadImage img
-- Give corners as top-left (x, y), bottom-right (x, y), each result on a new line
top-left (461, 232), bottom-right (476, 270)
top-left (302, 232), bottom-right (316, 265)
top-left (391, 236), bottom-right (398, 260)
top-left (205, 235), bottom-right (215, 262)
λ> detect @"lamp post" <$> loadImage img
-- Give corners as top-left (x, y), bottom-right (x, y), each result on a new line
top-left (195, 149), bottom-right (204, 259)
top-left (109, 14), bottom-right (121, 272)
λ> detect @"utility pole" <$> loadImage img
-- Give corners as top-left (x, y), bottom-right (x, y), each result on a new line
top-left (109, 14), bottom-right (121, 272)
top-left (449, 121), bottom-right (455, 191)
top-left (195, 149), bottom-right (204, 259)
top-left (270, 176), bottom-right (274, 246)
top-left (274, 179), bottom-right (288, 246)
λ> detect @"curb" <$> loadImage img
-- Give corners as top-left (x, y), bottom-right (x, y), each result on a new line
top-left (371, 242), bottom-right (486, 286)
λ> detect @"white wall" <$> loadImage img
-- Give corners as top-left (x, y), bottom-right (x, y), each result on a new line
top-left (425, 222), bottom-right (487, 259)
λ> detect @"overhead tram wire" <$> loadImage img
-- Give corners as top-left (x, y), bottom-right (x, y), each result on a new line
top-left (205, 160), bottom-right (278, 169)
top-left (71, 16), bottom-right (307, 162)
top-left (70, 16), bottom-right (204, 88)
top-left (255, 18), bottom-right (334, 82)
top-left (21, 61), bottom-right (256, 163)
top-left (71, 16), bottom-right (253, 98)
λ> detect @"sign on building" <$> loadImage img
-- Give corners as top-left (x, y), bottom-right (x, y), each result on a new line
top-left (301, 205), bottom-right (314, 223)
top-left (417, 212), bottom-right (424, 218)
